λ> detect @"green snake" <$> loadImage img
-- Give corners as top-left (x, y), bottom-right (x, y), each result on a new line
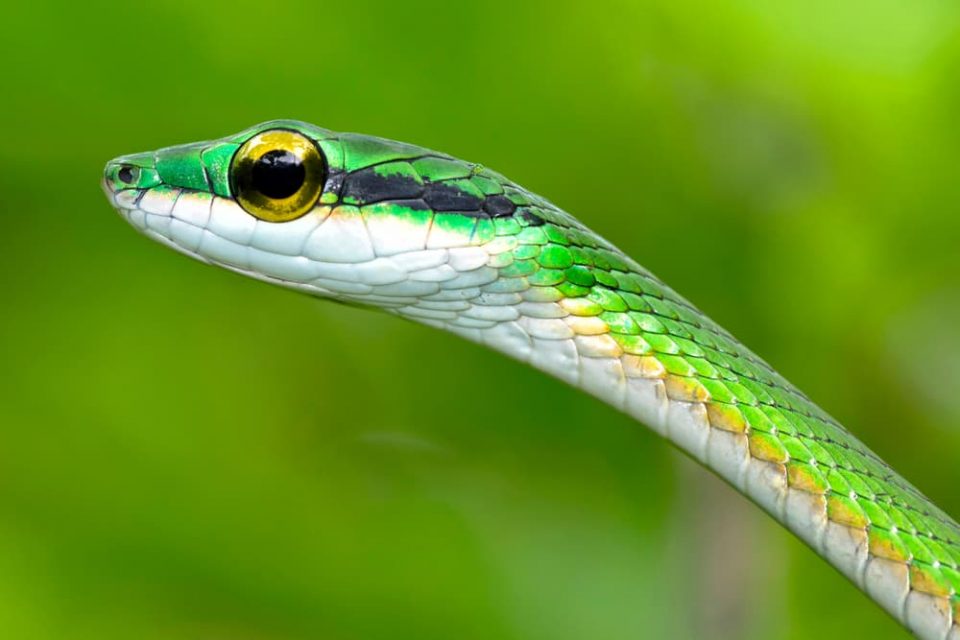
top-left (101, 120), bottom-right (960, 638)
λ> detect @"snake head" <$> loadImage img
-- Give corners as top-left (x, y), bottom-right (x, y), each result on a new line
top-left (102, 120), bottom-right (567, 315)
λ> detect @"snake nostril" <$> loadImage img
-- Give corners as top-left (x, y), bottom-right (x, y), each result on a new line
top-left (117, 164), bottom-right (138, 185)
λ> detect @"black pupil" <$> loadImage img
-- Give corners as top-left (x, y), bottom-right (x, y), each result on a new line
top-left (118, 165), bottom-right (136, 184)
top-left (251, 150), bottom-right (305, 199)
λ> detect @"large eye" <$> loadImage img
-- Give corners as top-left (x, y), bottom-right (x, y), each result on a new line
top-left (230, 129), bottom-right (326, 222)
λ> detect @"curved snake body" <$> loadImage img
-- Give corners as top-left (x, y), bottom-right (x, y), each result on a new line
top-left (102, 120), bottom-right (960, 638)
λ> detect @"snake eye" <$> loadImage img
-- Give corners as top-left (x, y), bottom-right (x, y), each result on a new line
top-left (230, 129), bottom-right (326, 222)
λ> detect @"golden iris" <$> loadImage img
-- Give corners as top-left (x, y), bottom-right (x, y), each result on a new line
top-left (230, 130), bottom-right (326, 222)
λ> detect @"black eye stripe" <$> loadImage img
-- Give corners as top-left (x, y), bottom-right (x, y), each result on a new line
top-left (481, 195), bottom-right (516, 217)
top-left (339, 169), bottom-right (529, 220)
top-left (252, 150), bottom-right (306, 199)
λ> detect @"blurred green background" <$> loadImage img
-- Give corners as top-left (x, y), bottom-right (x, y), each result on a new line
top-left (2, 1), bottom-right (959, 638)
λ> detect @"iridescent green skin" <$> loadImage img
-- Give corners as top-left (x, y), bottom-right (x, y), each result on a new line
top-left (103, 121), bottom-right (960, 638)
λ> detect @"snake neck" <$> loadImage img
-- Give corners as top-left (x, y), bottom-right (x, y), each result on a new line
top-left (395, 236), bottom-right (960, 640)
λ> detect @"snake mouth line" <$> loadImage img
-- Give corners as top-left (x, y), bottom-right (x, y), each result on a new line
top-left (113, 200), bottom-right (344, 301)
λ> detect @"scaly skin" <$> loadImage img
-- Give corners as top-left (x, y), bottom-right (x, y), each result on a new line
top-left (103, 120), bottom-right (960, 638)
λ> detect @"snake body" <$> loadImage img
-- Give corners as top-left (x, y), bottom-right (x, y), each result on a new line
top-left (102, 120), bottom-right (960, 638)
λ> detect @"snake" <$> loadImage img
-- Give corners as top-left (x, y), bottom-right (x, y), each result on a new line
top-left (101, 120), bottom-right (959, 638)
